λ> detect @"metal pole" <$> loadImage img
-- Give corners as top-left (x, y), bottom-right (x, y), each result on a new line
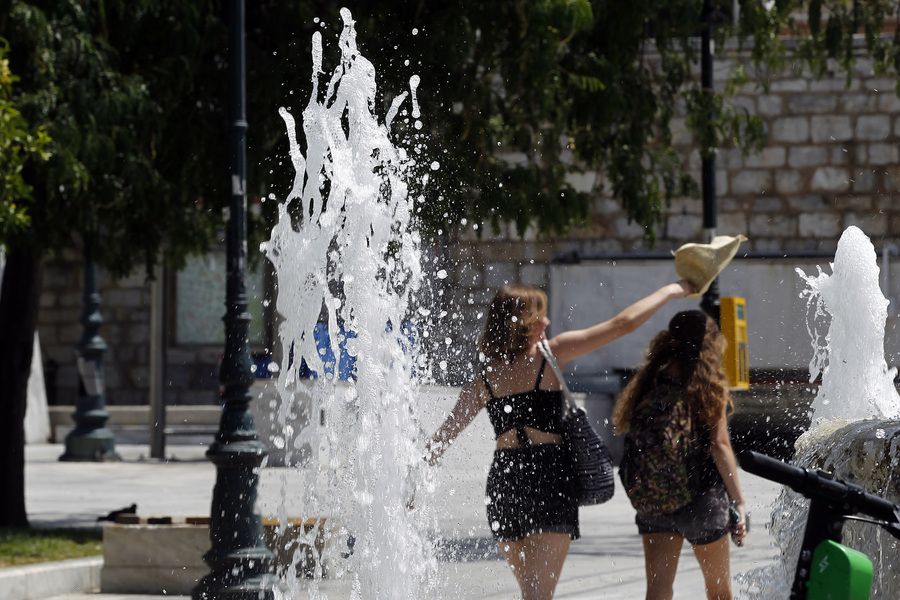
top-left (60, 260), bottom-right (119, 462)
top-left (149, 264), bottom-right (166, 459)
top-left (699, 0), bottom-right (721, 325)
top-left (193, 0), bottom-right (278, 597)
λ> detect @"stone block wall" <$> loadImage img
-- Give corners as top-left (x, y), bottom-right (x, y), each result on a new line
top-left (37, 252), bottom-right (221, 407)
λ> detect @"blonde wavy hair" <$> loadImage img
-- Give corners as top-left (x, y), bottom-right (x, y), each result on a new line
top-left (612, 310), bottom-right (732, 434)
top-left (479, 285), bottom-right (547, 362)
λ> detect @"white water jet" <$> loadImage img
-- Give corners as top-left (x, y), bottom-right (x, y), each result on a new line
top-left (261, 9), bottom-right (438, 599)
top-left (796, 225), bottom-right (900, 423)
top-left (739, 226), bottom-right (900, 598)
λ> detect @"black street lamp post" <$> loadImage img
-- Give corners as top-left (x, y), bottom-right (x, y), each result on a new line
top-left (60, 259), bottom-right (119, 462)
top-left (699, 0), bottom-right (721, 325)
top-left (192, 0), bottom-right (278, 598)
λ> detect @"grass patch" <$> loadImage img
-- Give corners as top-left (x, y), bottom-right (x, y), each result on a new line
top-left (0, 527), bottom-right (103, 567)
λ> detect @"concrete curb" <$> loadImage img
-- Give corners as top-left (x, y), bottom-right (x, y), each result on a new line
top-left (0, 557), bottom-right (101, 600)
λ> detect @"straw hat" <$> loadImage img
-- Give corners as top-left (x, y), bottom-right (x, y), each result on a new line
top-left (672, 234), bottom-right (748, 299)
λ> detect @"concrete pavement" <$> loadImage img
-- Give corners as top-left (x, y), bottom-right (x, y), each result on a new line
top-left (23, 406), bottom-right (783, 600)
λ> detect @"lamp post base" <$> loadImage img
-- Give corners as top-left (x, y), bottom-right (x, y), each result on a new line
top-left (193, 436), bottom-right (280, 600)
top-left (60, 427), bottom-right (120, 462)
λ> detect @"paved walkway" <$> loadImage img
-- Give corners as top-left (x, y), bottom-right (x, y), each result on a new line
top-left (26, 404), bottom-right (783, 600)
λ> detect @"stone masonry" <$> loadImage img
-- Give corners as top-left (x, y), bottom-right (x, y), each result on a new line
top-left (38, 250), bottom-right (221, 407)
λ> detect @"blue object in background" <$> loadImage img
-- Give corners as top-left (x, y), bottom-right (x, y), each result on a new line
top-left (251, 352), bottom-right (274, 379)
top-left (295, 321), bottom-right (418, 381)
top-left (296, 323), bottom-right (357, 381)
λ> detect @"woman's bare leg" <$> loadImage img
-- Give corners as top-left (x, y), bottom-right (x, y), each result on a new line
top-left (499, 532), bottom-right (571, 600)
top-left (642, 533), bottom-right (685, 600)
top-left (692, 535), bottom-right (732, 600)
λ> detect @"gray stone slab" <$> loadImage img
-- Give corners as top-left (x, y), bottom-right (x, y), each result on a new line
top-left (102, 525), bottom-right (208, 568)
top-left (101, 566), bottom-right (205, 596)
top-left (0, 557), bottom-right (101, 600)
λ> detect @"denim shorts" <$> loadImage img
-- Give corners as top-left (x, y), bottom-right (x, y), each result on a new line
top-left (635, 483), bottom-right (729, 546)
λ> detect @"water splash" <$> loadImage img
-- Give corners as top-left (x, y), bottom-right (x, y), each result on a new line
top-left (796, 225), bottom-right (900, 422)
top-left (739, 226), bottom-right (900, 598)
top-left (261, 8), bottom-right (437, 599)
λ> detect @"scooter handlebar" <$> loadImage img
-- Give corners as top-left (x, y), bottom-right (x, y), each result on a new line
top-left (738, 450), bottom-right (900, 524)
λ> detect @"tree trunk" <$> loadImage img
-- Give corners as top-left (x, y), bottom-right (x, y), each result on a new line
top-left (0, 246), bottom-right (43, 528)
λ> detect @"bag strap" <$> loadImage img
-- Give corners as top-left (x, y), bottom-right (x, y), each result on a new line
top-left (536, 340), bottom-right (578, 415)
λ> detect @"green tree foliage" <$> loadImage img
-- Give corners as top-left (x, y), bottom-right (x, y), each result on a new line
top-left (1, 0), bottom-right (228, 272)
top-left (0, 0), bottom-right (231, 528)
top-left (739, 0), bottom-right (900, 88)
top-left (0, 40), bottom-right (49, 239)
top-left (248, 2), bottom-right (751, 242)
top-left (247, 1), bottom-right (899, 242)
top-left (1, 0), bottom-right (897, 284)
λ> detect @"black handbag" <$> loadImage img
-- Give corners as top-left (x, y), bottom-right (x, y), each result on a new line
top-left (538, 341), bottom-right (615, 505)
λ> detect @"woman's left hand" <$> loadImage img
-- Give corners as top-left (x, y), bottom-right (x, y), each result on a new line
top-left (728, 501), bottom-right (748, 547)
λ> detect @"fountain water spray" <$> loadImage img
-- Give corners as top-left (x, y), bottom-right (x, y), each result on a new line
top-left (261, 8), bottom-right (438, 599)
top-left (740, 226), bottom-right (900, 598)
top-left (796, 225), bottom-right (900, 423)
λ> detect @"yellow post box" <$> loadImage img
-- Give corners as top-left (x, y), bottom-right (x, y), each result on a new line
top-left (721, 297), bottom-right (749, 389)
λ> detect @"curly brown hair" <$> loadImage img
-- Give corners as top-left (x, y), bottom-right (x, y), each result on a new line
top-left (479, 285), bottom-right (547, 362)
top-left (612, 310), bottom-right (732, 434)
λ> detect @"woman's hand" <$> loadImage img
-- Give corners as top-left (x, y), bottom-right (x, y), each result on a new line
top-left (728, 500), bottom-right (748, 547)
top-left (674, 279), bottom-right (695, 298)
